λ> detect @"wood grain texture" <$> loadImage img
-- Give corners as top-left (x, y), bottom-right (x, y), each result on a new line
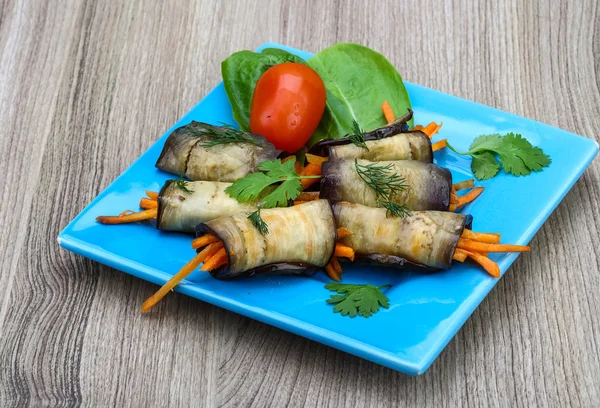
top-left (0, 0), bottom-right (599, 406)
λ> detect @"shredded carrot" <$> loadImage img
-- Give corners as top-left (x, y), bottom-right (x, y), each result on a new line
top-left (145, 191), bottom-right (159, 200)
top-left (432, 139), bottom-right (447, 151)
top-left (119, 210), bottom-right (135, 216)
top-left (191, 233), bottom-right (220, 249)
top-left (455, 187), bottom-right (485, 208)
top-left (336, 227), bottom-right (353, 240)
top-left (461, 229), bottom-right (501, 244)
top-left (334, 243), bottom-right (355, 262)
top-left (96, 208), bottom-right (157, 224)
top-left (453, 179), bottom-right (475, 191)
top-left (457, 238), bottom-right (530, 253)
top-left (330, 256), bottom-right (343, 274)
top-left (299, 163), bottom-right (322, 190)
top-left (382, 100), bottom-right (396, 123)
top-left (462, 250), bottom-right (500, 278)
top-left (325, 262), bottom-right (341, 281)
top-left (294, 161), bottom-right (302, 174)
top-left (421, 122), bottom-right (443, 138)
top-left (450, 189), bottom-right (459, 204)
top-left (282, 156), bottom-right (296, 163)
top-left (453, 248), bottom-right (468, 262)
top-left (305, 153), bottom-right (329, 165)
top-left (200, 247), bottom-right (228, 271)
top-left (140, 198), bottom-right (158, 209)
top-left (293, 200), bottom-right (308, 206)
top-left (297, 191), bottom-right (319, 201)
top-left (412, 125), bottom-right (424, 131)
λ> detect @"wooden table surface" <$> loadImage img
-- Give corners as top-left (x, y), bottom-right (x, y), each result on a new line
top-left (1, 0), bottom-right (599, 406)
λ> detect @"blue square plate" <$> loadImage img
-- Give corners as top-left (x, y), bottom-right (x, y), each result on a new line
top-left (58, 43), bottom-right (598, 375)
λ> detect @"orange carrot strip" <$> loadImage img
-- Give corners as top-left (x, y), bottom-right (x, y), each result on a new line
top-left (422, 122), bottom-right (443, 138)
top-left (141, 244), bottom-right (215, 312)
top-left (299, 163), bottom-right (322, 190)
top-left (191, 233), bottom-right (220, 249)
top-left (140, 198), bottom-right (158, 209)
top-left (449, 204), bottom-right (457, 212)
top-left (453, 179), bottom-right (475, 191)
top-left (200, 247), bottom-right (228, 271)
top-left (412, 125), bottom-right (424, 131)
top-left (96, 208), bottom-right (157, 224)
top-left (457, 238), bottom-right (530, 253)
top-left (293, 200), bottom-right (308, 206)
top-left (450, 189), bottom-right (459, 204)
top-left (453, 248), bottom-right (469, 262)
top-left (119, 210), bottom-right (135, 216)
top-left (330, 256), bottom-right (343, 274)
top-left (336, 227), bottom-right (353, 239)
top-left (325, 262), bottom-right (341, 281)
top-left (305, 153), bottom-right (329, 165)
top-left (294, 161), bottom-right (302, 174)
top-left (382, 100), bottom-right (396, 123)
top-left (297, 191), bottom-right (320, 201)
top-left (145, 191), bottom-right (159, 200)
top-left (463, 250), bottom-right (500, 278)
top-left (432, 139), bottom-right (447, 151)
top-left (282, 156), bottom-right (296, 163)
top-left (461, 229), bottom-right (501, 244)
top-left (334, 243), bottom-right (355, 262)
top-left (455, 187), bottom-right (485, 208)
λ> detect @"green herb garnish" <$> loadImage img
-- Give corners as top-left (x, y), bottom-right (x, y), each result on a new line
top-left (192, 123), bottom-right (261, 147)
top-left (447, 133), bottom-right (551, 180)
top-left (247, 209), bottom-right (269, 235)
top-left (225, 159), bottom-right (321, 208)
top-left (347, 120), bottom-right (369, 150)
top-left (378, 200), bottom-right (411, 218)
top-left (173, 178), bottom-right (193, 194)
top-left (325, 282), bottom-right (392, 318)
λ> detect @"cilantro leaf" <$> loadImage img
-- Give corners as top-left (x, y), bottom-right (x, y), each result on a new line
top-left (225, 158), bottom-right (321, 208)
top-left (447, 132), bottom-right (550, 180)
top-left (471, 152), bottom-right (500, 180)
top-left (324, 282), bottom-right (392, 318)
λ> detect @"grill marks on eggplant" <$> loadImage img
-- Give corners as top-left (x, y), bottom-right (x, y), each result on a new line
top-left (333, 202), bottom-right (470, 270)
top-left (320, 159), bottom-right (452, 211)
top-left (155, 122), bottom-right (281, 182)
top-left (196, 200), bottom-right (337, 279)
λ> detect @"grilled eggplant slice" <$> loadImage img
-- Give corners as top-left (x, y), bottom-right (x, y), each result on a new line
top-left (155, 122), bottom-right (280, 182)
top-left (309, 111), bottom-right (432, 162)
top-left (321, 159), bottom-right (451, 211)
top-left (157, 180), bottom-right (255, 233)
top-left (333, 202), bottom-right (471, 270)
top-left (196, 200), bottom-right (337, 279)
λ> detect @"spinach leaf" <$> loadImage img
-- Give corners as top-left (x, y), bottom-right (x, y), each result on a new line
top-left (221, 48), bottom-right (306, 131)
top-left (306, 43), bottom-right (412, 146)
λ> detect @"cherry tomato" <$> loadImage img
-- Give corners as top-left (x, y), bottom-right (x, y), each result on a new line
top-left (250, 62), bottom-right (326, 153)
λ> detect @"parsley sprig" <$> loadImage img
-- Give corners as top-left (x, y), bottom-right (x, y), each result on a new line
top-left (446, 133), bottom-right (551, 180)
top-left (192, 123), bottom-right (261, 147)
top-left (347, 120), bottom-right (369, 150)
top-left (225, 159), bottom-right (321, 209)
top-left (354, 159), bottom-right (410, 217)
top-left (325, 282), bottom-right (392, 318)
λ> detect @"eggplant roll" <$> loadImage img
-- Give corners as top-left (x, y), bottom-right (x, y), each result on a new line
top-left (157, 180), bottom-right (255, 233)
top-left (196, 200), bottom-right (337, 279)
top-left (320, 159), bottom-right (451, 211)
top-left (155, 122), bottom-right (280, 182)
top-left (333, 202), bottom-right (471, 269)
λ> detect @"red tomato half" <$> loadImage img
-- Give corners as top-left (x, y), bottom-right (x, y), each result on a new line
top-left (250, 62), bottom-right (326, 153)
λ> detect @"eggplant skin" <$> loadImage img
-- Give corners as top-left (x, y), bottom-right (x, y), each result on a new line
top-left (155, 121), bottom-right (281, 182)
top-left (157, 180), bottom-right (255, 233)
top-left (321, 159), bottom-right (451, 211)
top-left (333, 202), bottom-right (470, 270)
top-left (195, 200), bottom-right (337, 279)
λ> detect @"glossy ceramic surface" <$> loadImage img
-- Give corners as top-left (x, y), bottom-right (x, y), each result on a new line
top-left (58, 43), bottom-right (598, 375)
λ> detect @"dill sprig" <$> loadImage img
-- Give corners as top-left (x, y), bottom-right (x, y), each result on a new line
top-left (378, 200), bottom-right (410, 218)
top-left (247, 209), bottom-right (269, 235)
top-left (354, 159), bottom-right (408, 198)
top-left (347, 120), bottom-right (369, 150)
top-left (192, 124), bottom-right (261, 147)
top-left (173, 178), bottom-right (194, 194)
